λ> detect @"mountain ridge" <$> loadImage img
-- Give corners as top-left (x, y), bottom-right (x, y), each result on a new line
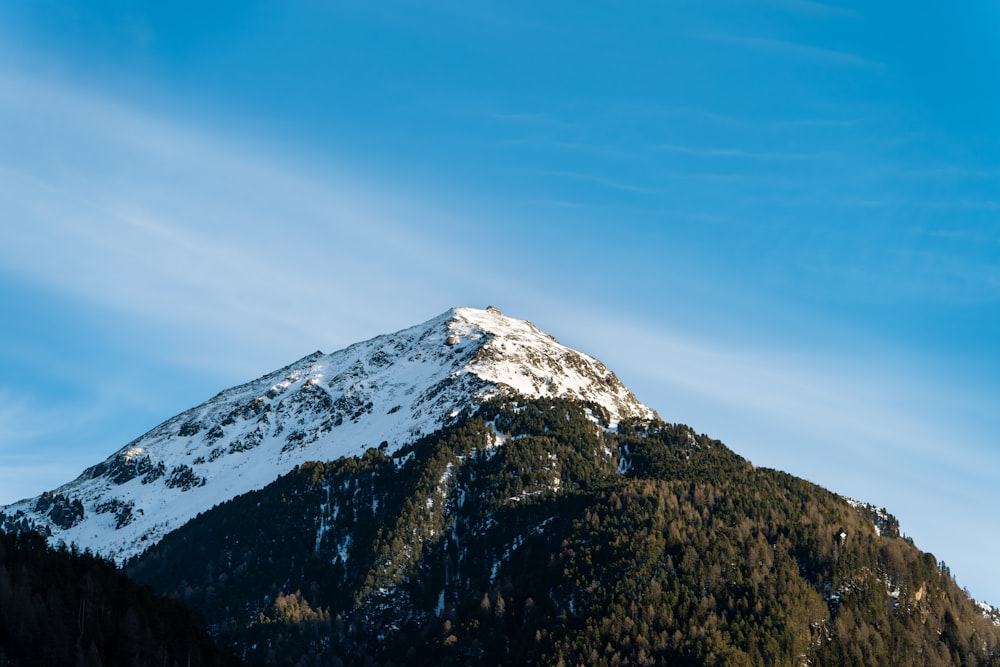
top-left (0, 306), bottom-right (654, 562)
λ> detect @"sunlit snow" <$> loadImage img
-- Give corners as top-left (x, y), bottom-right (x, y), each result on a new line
top-left (1, 307), bottom-right (655, 562)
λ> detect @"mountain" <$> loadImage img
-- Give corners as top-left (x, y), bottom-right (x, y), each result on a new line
top-left (0, 307), bottom-right (653, 561)
top-left (4, 306), bottom-right (999, 666)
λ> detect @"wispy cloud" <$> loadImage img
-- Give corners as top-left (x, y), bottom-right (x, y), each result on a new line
top-left (911, 224), bottom-right (1000, 243)
top-left (0, 393), bottom-right (114, 503)
top-left (766, 117), bottom-right (864, 128)
top-left (659, 144), bottom-right (820, 160)
top-left (486, 110), bottom-right (570, 127)
top-left (530, 169), bottom-right (659, 194)
top-left (0, 394), bottom-right (55, 447)
top-left (700, 34), bottom-right (882, 70)
top-left (658, 169), bottom-right (797, 188)
top-left (763, 0), bottom-right (858, 18)
top-left (939, 199), bottom-right (1000, 211)
top-left (0, 68), bottom-right (506, 374)
top-left (525, 198), bottom-right (731, 224)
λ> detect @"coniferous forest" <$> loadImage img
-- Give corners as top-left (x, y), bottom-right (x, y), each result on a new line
top-left (114, 397), bottom-right (1000, 666)
top-left (0, 530), bottom-right (240, 666)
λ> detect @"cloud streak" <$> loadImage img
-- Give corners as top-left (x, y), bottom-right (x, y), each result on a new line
top-left (0, 68), bottom-right (505, 374)
top-left (529, 169), bottom-right (659, 194)
top-left (659, 144), bottom-right (821, 160)
top-left (764, 0), bottom-right (858, 18)
top-left (699, 33), bottom-right (882, 70)
top-left (0, 391), bottom-right (121, 504)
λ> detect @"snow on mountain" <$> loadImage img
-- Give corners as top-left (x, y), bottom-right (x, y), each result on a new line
top-left (1, 306), bottom-right (654, 562)
top-left (844, 498), bottom-right (900, 538)
top-left (978, 600), bottom-right (1000, 626)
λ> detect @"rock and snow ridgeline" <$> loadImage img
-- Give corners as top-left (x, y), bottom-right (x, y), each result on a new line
top-left (0, 307), bottom-right (655, 561)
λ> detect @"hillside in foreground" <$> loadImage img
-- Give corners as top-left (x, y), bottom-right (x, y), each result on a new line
top-left (0, 530), bottom-right (241, 667)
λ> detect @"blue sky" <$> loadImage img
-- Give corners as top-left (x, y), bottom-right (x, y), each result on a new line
top-left (1, 1), bottom-right (998, 603)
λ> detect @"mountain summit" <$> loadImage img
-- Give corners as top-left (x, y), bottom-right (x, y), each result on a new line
top-left (1, 307), bottom-right (653, 561)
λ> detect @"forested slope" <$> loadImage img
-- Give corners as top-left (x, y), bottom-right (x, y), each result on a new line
top-left (0, 531), bottom-right (240, 667)
top-left (128, 397), bottom-right (1000, 666)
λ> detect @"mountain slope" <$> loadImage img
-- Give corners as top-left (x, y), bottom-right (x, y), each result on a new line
top-left (126, 397), bottom-right (1000, 667)
top-left (0, 307), bottom-right (653, 561)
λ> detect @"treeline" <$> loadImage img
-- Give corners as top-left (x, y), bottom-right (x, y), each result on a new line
top-left (0, 531), bottom-right (241, 667)
top-left (126, 397), bottom-right (1000, 666)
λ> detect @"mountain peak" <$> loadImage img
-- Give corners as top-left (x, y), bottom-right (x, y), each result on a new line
top-left (443, 306), bottom-right (652, 422)
top-left (1, 307), bottom-right (654, 561)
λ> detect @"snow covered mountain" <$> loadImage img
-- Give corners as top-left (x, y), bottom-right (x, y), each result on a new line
top-left (0, 306), bottom-right (654, 561)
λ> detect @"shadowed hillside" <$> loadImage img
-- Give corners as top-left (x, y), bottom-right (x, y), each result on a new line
top-left (0, 531), bottom-right (240, 667)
